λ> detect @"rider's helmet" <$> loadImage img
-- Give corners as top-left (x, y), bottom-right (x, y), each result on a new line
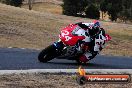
top-left (93, 20), bottom-right (100, 28)
top-left (90, 20), bottom-right (100, 35)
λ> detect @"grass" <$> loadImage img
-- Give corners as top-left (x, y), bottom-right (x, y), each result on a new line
top-left (101, 29), bottom-right (132, 56)
top-left (0, 3), bottom-right (132, 57)
top-left (108, 29), bottom-right (132, 40)
top-left (22, 2), bottom-right (62, 14)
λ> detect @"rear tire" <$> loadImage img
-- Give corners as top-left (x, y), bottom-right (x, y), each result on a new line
top-left (38, 45), bottom-right (57, 63)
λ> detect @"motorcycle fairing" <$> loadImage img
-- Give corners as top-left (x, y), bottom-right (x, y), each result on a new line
top-left (59, 24), bottom-right (86, 46)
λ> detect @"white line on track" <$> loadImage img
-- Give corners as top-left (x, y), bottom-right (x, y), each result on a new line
top-left (0, 69), bottom-right (132, 75)
top-left (7, 47), bottom-right (41, 51)
top-left (8, 47), bottom-right (13, 48)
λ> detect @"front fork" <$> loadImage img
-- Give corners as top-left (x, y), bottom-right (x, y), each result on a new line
top-left (53, 40), bottom-right (64, 52)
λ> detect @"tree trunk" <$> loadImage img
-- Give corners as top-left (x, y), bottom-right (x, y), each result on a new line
top-left (28, 0), bottom-right (32, 10)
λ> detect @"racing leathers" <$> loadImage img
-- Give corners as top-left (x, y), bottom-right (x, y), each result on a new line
top-left (75, 22), bottom-right (106, 62)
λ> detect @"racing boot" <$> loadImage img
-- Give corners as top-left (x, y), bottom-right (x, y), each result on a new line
top-left (79, 52), bottom-right (93, 63)
top-left (79, 55), bottom-right (88, 63)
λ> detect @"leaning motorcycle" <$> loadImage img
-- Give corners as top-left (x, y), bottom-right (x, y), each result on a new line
top-left (38, 24), bottom-right (111, 64)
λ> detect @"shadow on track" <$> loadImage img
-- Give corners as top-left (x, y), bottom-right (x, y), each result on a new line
top-left (46, 61), bottom-right (121, 69)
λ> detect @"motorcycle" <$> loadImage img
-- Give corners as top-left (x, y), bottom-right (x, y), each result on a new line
top-left (38, 24), bottom-right (111, 64)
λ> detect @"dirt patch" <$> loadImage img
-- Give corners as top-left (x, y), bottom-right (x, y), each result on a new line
top-left (0, 73), bottom-right (131, 88)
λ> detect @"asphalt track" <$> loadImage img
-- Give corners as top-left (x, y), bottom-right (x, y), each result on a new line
top-left (0, 48), bottom-right (132, 70)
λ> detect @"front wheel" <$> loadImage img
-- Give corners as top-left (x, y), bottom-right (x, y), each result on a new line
top-left (38, 45), bottom-right (57, 63)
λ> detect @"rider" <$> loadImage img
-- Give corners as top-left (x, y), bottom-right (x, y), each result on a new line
top-left (75, 20), bottom-right (106, 62)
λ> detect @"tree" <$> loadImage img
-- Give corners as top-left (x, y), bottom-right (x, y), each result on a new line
top-left (100, 0), bottom-right (123, 21)
top-left (119, 0), bottom-right (132, 22)
top-left (10, 0), bottom-right (23, 7)
top-left (0, 0), bottom-right (23, 7)
top-left (0, 0), bottom-right (11, 5)
top-left (119, 9), bottom-right (131, 22)
top-left (62, 0), bottom-right (87, 17)
top-left (28, 0), bottom-right (32, 10)
top-left (85, 4), bottom-right (100, 19)
top-left (100, 0), bottom-right (108, 19)
top-left (108, 0), bottom-right (122, 21)
top-left (62, 0), bottom-right (132, 22)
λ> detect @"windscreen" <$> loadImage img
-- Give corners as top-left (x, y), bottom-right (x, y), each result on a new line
top-left (72, 26), bottom-right (86, 36)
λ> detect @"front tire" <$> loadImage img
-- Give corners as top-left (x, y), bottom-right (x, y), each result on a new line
top-left (38, 45), bottom-right (57, 63)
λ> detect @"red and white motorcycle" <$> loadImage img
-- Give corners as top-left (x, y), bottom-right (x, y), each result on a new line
top-left (38, 24), bottom-right (111, 64)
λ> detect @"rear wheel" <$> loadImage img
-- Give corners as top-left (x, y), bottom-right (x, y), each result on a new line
top-left (38, 45), bottom-right (57, 63)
